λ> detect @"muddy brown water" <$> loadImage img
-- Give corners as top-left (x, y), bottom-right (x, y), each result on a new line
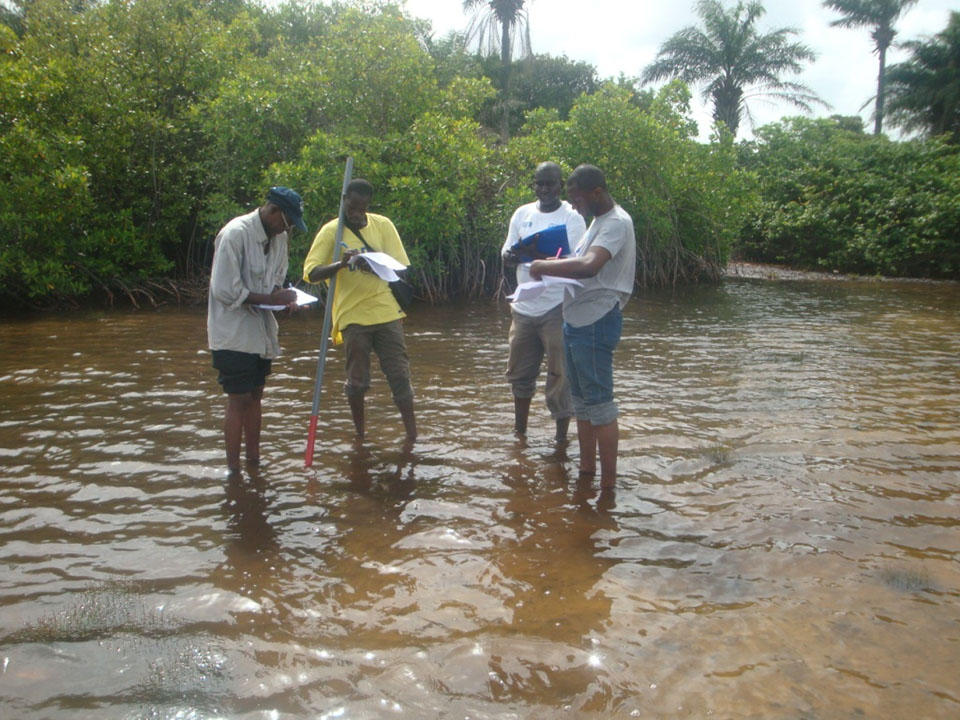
top-left (1, 277), bottom-right (958, 719)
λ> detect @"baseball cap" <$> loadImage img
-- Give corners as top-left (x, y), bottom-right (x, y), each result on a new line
top-left (267, 186), bottom-right (307, 232)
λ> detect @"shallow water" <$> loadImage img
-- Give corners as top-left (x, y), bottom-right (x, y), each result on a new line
top-left (1, 277), bottom-right (958, 719)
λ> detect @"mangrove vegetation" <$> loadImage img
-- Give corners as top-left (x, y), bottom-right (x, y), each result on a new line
top-left (0, 0), bottom-right (958, 309)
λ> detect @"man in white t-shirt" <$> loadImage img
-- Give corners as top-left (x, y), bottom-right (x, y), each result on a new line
top-left (502, 162), bottom-right (587, 442)
top-left (530, 165), bottom-right (636, 489)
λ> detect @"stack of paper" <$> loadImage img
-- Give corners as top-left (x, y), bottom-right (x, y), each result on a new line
top-left (506, 275), bottom-right (583, 302)
top-left (349, 251), bottom-right (407, 282)
top-left (257, 286), bottom-right (319, 311)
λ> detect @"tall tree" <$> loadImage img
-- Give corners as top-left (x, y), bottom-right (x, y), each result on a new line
top-left (477, 52), bottom-right (598, 136)
top-left (823, 0), bottom-right (918, 135)
top-left (642, 0), bottom-right (823, 138)
top-left (462, 0), bottom-right (531, 141)
top-left (884, 11), bottom-right (960, 143)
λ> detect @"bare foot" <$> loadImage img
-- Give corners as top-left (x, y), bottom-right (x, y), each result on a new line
top-left (597, 487), bottom-right (616, 509)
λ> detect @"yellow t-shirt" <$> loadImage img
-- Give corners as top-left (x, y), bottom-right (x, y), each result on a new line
top-left (302, 213), bottom-right (410, 344)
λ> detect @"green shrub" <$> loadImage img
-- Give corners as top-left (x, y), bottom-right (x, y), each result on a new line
top-left (739, 117), bottom-right (960, 278)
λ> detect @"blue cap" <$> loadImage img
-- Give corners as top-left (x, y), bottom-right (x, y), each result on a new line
top-left (267, 186), bottom-right (307, 232)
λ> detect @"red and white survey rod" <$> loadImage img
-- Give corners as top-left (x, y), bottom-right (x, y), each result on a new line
top-left (305, 156), bottom-right (353, 468)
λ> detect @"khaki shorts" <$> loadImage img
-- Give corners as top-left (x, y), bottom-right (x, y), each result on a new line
top-left (341, 320), bottom-right (413, 402)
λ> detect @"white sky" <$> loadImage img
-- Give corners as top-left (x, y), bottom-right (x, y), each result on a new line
top-left (402, 0), bottom-right (956, 140)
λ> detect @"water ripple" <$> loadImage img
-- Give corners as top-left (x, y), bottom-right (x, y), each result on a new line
top-left (1, 280), bottom-right (959, 717)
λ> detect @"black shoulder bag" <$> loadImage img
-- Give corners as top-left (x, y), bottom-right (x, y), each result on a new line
top-left (351, 227), bottom-right (415, 311)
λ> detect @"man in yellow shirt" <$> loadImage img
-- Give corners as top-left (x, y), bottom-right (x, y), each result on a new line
top-left (303, 179), bottom-right (417, 443)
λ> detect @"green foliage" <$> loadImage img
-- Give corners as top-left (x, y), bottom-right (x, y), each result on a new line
top-left (543, 85), bottom-right (747, 285)
top-left (277, 110), bottom-right (494, 300)
top-left (195, 4), bottom-right (440, 230)
top-left (0, 123), bottom-right (170, 303)
top-left (885, 11), bottom-right (960, 143)
top-left (2, 0), bottom-right (246, 288)
top-left (738, 116), bottom-right (960, 278)
top-left (422, 30), bottom-right (482, 88)
top-left (463, 0), bottom-right (531, 141)
top-left (477, 53), bottom-right (599, 136)
top-left (823, 0), bottom-right (919, 135)
top-left (0, 0), bottom-right (751, 306)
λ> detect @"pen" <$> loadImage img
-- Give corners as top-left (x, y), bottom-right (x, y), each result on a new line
top-left (554, 247), bottom-right (562, 259)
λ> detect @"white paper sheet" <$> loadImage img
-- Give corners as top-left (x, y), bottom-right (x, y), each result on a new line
top-left (349, 251), bottom-right (407, 282)
top-left (257, 286), bottom-right (318, 311)
top-left (506, 275), bottom-right (583, 302)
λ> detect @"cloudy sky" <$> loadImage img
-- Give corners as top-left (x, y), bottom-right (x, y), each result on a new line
top-left (403, 0), bottom-right (955, 140)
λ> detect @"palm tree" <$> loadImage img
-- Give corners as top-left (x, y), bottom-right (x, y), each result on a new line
top-left (642, 0), bottom-right (824, 138)
top-left (884, 11), bottom-right (960, 143)
top-left (462, 0), bottom-right (531, 141)
top-left (823, 0), bottom-right (919, 135)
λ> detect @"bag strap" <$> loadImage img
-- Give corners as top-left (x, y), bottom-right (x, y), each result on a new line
top-left (349, 226), bottom-right (374, 252)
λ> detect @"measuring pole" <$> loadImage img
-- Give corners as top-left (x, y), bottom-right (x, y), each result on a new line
top-left (305, 156), bottom-right (353, 468)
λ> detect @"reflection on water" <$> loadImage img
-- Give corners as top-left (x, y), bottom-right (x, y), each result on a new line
top-left (1, 278), bottom-right (959, 718)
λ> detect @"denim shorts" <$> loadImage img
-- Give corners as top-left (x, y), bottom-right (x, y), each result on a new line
top-left (211, 350), bottom-right (271, 395)
top-left (563, 304), bottom-right (622, 426)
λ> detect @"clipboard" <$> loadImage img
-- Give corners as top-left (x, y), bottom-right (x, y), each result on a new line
top-left (512, 224), bottom-right (570, 262)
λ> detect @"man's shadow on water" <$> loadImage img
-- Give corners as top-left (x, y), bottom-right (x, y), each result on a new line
top-left (302, 439), bottom-right (420, 572)
top-left (224, 469), bottom-right (279, 552)
top-left (307, 438), bottom-right (419, 501)
top-left (498, 441), bottom-right (620, 636)
top-left (480, 445), bottom-right (622, 707)
top-left (203, 466), bottom-right (294, 640)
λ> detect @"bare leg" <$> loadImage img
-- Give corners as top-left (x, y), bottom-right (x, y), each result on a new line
top-left (595, 419), bottom-right (619, 488)
top-left (224, 392), bottom-right (254, 472)
top-left (514, 396), bottom-right (532, 436)
top-left (244, 385), bottom-right (264, 464)
top-left (576, 418), bottom-right (597, 477)
top-left (348, 394), bottom-right (365, 440)
top-left (397, 396), bottom-right (417, 442)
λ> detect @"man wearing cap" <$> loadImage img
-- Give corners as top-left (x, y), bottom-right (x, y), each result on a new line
top-left (207, 186), bottom-right (306, 473)
top-left (303, 178), bottom-right (416, 443)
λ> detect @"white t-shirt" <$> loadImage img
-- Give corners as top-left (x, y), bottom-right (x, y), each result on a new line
top-left (562, 204), bottom-right (636, 328)
top-left (502, 200), bottom-right (587, 317)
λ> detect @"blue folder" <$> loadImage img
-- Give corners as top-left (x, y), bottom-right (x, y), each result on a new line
top-left (512, 224), bottom-right (570, 262)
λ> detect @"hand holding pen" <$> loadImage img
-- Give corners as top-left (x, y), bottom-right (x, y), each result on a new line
top-left (337, 241), bottom-right (362, 270)
top-left (528, 248), bottom-right (562, 281)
